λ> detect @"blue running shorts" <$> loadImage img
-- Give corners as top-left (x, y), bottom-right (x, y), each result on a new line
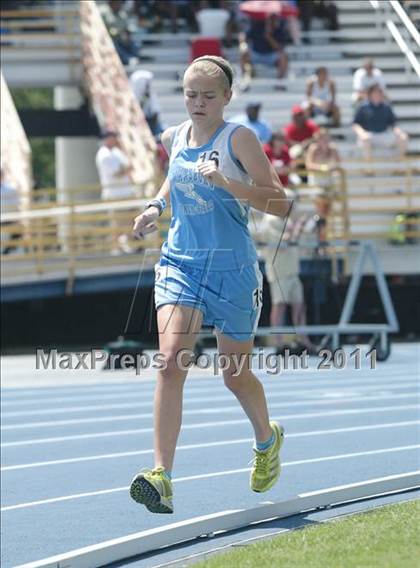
top-left (154, 260), bottom-right (263, 341)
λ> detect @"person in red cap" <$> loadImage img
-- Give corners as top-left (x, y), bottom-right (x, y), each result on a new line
top-left (263, 132), bottom-right (292, 187)
top-left (282, 105), bottom-right (320, 161)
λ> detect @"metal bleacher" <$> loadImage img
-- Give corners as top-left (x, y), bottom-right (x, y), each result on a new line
top-left (128, 0), bottom-right (420, 273)
top-left (0, 0), bottom-right (419, 298)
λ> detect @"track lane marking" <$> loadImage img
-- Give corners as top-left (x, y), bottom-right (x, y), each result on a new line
top-left (2, 381), bottom-right (418, 417)
top-left (2, 444), bottom-right (419, 512)
top-left (2, 404), bottom-right (419, 447)
top-left (2, 394), bottom-right (418, 431)
top-left (2, 420), bottom-right (419, 471)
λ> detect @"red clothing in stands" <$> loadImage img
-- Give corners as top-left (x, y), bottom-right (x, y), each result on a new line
top-left (263, 143), bottom-right (291, 186)
top-left (283, 119), bottom-right (319, 143)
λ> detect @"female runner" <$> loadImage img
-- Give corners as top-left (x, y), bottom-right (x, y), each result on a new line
top-left (130, 56), bottom-right (290, 514)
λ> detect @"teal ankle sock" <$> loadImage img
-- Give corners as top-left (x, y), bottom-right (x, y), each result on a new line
top-left (162, 470), bottom-right (172, 481)
top-left (256, 431), bottom-right (275, 451)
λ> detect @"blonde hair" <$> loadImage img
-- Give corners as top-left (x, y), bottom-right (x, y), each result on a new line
top-left (184, 56), bottom-right (234, 92)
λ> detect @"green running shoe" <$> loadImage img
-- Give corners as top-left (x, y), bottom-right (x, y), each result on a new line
top-left (129, 466), bottom-right (173, 514)
top-left (250, 422), bottom-right (285, 493)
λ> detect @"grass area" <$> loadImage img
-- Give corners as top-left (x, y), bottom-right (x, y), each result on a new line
top-left (10, 88), bottom-right (55, 188)
top-left (195, 500), bottom-right (420, 568)
top-left (11, 87), bottom-right (53, 109)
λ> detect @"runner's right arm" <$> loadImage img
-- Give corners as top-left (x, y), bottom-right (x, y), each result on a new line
top-left (132, 127), bottom-right (174, 239)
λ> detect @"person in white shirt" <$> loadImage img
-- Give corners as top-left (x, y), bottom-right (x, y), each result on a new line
top-left (129, 69), bottom-right (164, 137)
top-left (196, 1), bottom-right (230, 39)
top-left (352, 58), bottom-right (386, 104)
top-left (305, 67), bottom-right (341, 126)
top-left (258, 193), bottom-right (317, 354)
top-left (95, 130), bottom-right (136, 254)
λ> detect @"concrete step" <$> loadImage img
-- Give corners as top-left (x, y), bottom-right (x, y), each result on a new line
top-left (140, 42), bottom-right (406, 64)
top-left (347, 196), bottom-right (420, 210)
top-left (2, 59), bottom-right (82, 88)
top-left (1, 33), bottom-right (81, 46)
top-left (146, 41), bottom-right (406, 56)
top-left (332, 138), bottom-right (420, 154)
top-left (160, 104), bottom-right (420, 123)
top-left (235, 80), bottom-right (420, 97)
top-left (1, 48), bottom-right (81, 62)
top-left (141, 57), bottom-right (417, 79)
top-left (338, 12), bottom-right (401, 26)
top-left (340, 120), bottom-right (420, 135)
top-left (156, 88), bottom-right (420, 106)
top-left (150, 74), bottom-right (420, 96)
top-left (141, 28), bottom-right (395, 45)
top-left (335, 0), bottom-right (377, 10)
top-left (345, 175), bottom-right (420, 187)
top-left (342, 157), bottom-right (420, 169)
top-left (290, 43), bottom-right (405, 56)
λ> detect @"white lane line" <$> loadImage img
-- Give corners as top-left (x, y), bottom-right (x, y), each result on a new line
top-left (2, 444), bottom-right (419, 512)
top-left (2, 404), bottom-right (419, 447)
top-left (2, 393), bottom-right (417, 430)
top-left (2, 372), bottom-right (418, 406)
top-left (2, 368), bottom-right (418, 405)
top-left (2, 420), bottom-right (419, 472)
top-left (2, 381), bottom-right (418, 418)
top-left (0, 382), bottom-right (149, 398)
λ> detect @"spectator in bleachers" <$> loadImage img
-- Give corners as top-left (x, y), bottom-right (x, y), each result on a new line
top-left (259, 206), bottom-right (318, 355)
top-left (400, 1), bottom-right (420, 28)
top-left (297, 0), bottom-right (339, 38)
top-left (214, 1), bottom-right (247, 48)
top-left (352, 85), bottom-right (408, 161)
top-left (196, 0), bottom-right (230, 40)
top-left (230, 101), bottom-right (273, 144)
top-left (127, 0), bottom-right (162, 31)
top-left (263, 132), bottom-right (292, 188)
top-left (283, 105), bottom-right (320, 160)
top-left (95, 130), bottom-right (136, 254)
top-left (239, 14), bottom-right (288, 79)
top-left (352, 58), bottom-right (386, 105)
top-left (283, 0), bottom-right (302, 46)
top-left (101, 1), bottom-right (131, 35)
top-left (100, 1), bottom-right (139, 65)
top-left (159, 0), bottom-right (199, 33)
top-left (305, 128), bottom-right (341, 240)
top-left (129, 68), bottom-right (164, 138)
top-left (305, 128), bottom-right (340, 184)
top-left (305, 67), bottom-right (341, 127)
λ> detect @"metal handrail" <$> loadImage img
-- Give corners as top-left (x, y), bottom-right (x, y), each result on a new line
top-left (370, 0), bottom-right (420, 77)
top-left (387, 20), bottom-right (420, 75)
top-left (390, 0), bottom-right (420, 46)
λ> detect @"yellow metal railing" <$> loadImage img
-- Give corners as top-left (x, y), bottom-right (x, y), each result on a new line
top-left (2, 163), bottom-right (419, 292)
top-left (287, 166), bottom-right (350, 242)
top-left (0, 196), bottom-right (167, 290)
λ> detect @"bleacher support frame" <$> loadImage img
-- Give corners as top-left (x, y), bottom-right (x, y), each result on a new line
top-left (198, 241), bottom-right (399, 361)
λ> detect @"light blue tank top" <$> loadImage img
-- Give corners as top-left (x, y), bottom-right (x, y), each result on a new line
top-left (162, 120), bottom-right (258, 271)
